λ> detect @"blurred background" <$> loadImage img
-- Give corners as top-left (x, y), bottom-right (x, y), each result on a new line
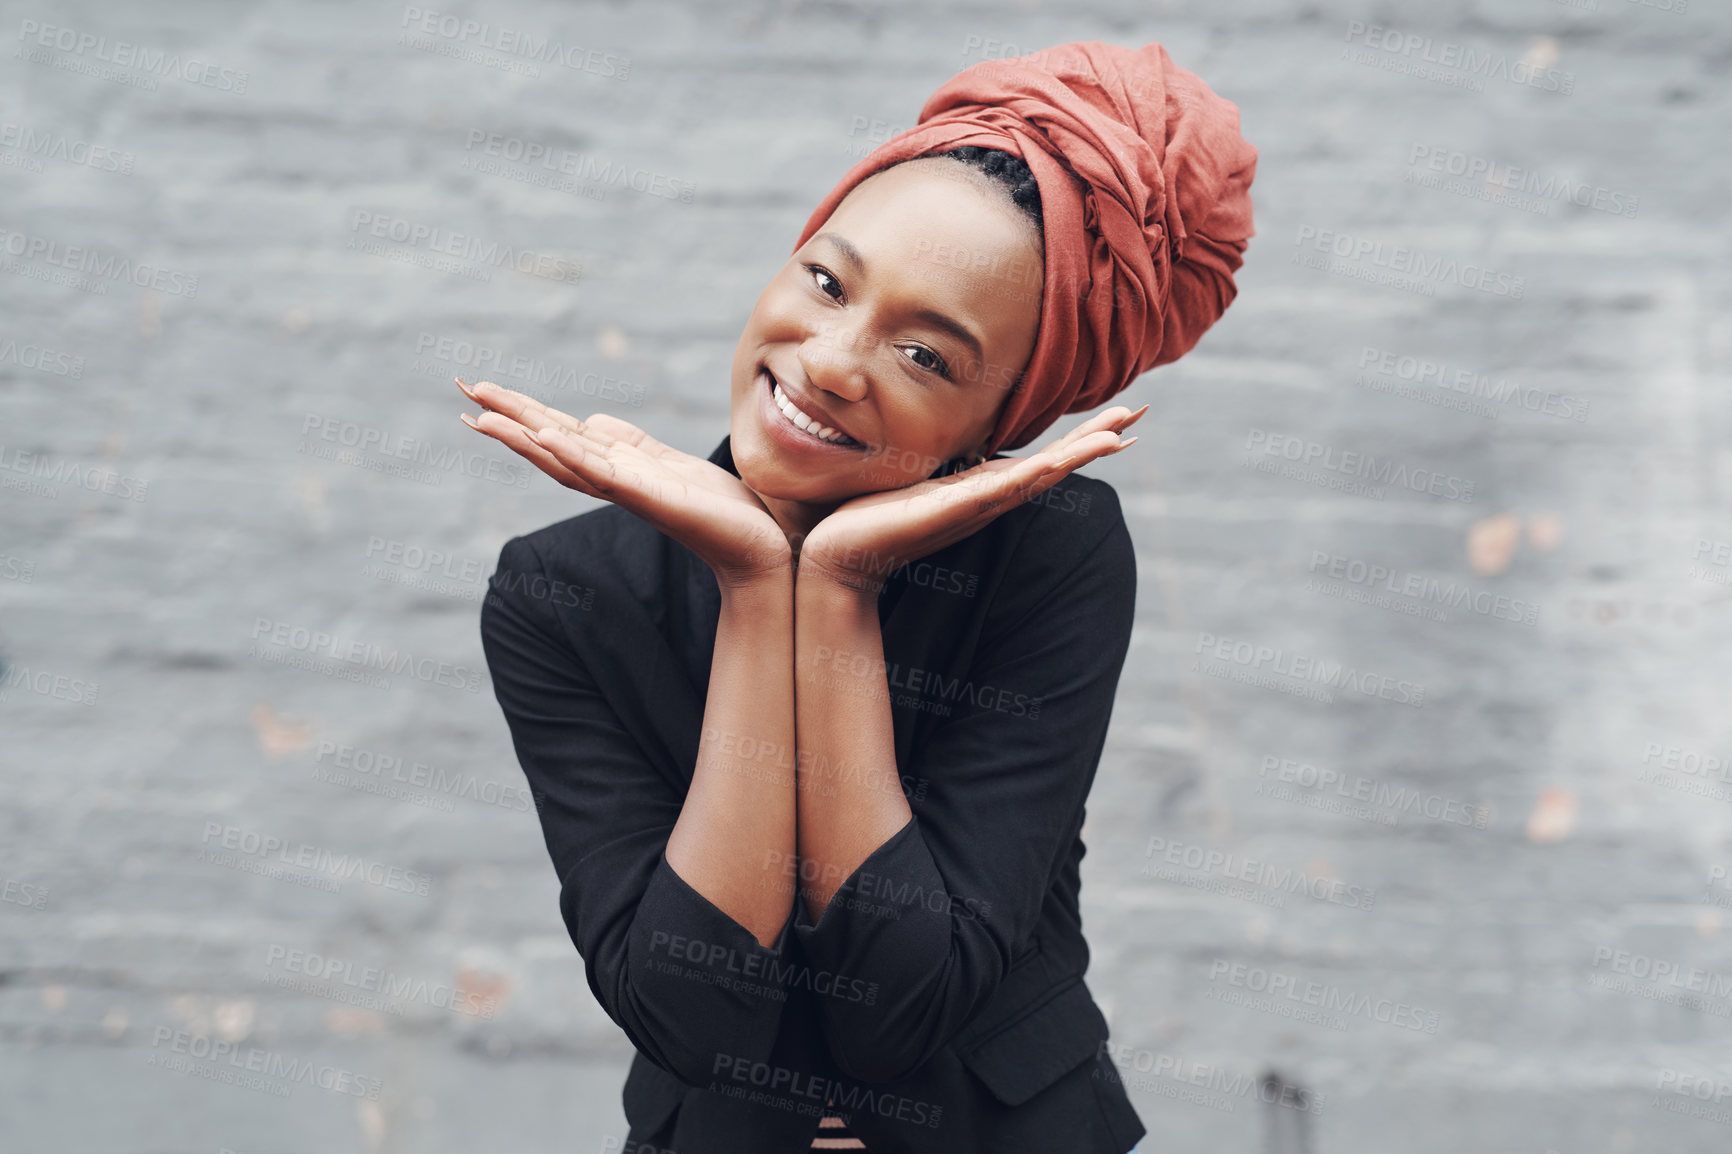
top-left (2, 0), bottom-right (1728, 1150)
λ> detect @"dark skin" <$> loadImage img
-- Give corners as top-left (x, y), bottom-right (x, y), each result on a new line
top-left (459, 156), bottom-right (1146, 944)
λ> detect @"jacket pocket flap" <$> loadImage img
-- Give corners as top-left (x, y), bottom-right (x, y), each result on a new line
top-left (958, 980), bottom-right (1107, 1107)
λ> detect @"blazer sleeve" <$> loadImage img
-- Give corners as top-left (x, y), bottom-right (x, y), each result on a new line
top-left (791, 487), bottom-right (1137, 1084)
top-left (479, 532), bottom-right (792, 1086)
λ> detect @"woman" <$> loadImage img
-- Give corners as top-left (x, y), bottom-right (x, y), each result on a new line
top-left (464, 40), bottom-right (1256, 1153)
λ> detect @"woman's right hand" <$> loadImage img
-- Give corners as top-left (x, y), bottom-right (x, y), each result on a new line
top-left (457, 379), bottom-right (793, 586)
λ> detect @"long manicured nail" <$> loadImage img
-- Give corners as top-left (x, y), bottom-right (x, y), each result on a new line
top-left (1116, 435), bottom-right (1139, 449)
top-left (460, 413), bottom-right (480, 430)
top-left (455, 377), bottom-right (479, 399)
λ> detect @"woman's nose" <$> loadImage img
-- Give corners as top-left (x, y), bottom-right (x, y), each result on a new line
top-left (797, 322), bottom-right (873, 401)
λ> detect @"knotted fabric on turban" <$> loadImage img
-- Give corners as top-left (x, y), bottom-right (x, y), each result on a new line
top-left (793, 40), bottom-right (1259, 454)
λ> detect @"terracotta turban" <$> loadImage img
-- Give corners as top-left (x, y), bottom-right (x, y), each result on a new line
top-left (793, 40), bottom-right (1259, 454)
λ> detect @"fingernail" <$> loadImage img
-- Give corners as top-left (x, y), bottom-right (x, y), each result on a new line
top-left (523, 428), bottom-right (542, 444)
top-left (455, 377), bottom-right (476, 396)
top-left (460, 413), bottom-right (480, 430)
top-left (1116, 435), bottom-right (1139, 449)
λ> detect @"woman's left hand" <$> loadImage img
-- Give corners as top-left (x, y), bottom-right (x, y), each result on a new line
top-left (798, 404), bottom-right (1147, 594)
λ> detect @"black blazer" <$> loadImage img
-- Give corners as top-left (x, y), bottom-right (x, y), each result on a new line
top-left (479, 435), bottom-right (1145, 1153)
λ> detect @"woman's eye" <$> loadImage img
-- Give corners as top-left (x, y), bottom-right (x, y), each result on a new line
top-left (807, 265), bottom-right (843, 301)
top-left (900, 344), bottom-right (950, 378)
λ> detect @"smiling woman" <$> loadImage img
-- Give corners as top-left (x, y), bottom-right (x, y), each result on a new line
top-left (462, 38), bottom-right (1256, 1154)
top-left (728, 149), bottom-right (1048, 552)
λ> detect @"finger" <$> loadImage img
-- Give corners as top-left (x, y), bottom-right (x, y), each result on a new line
top-left (930, 451), bottom-right (1055, 516)
top-left (465, 412), bottom-right (605, 497)
top-left (469, 409), bottom-right (600, 485)
top-left (1031, 406), bottom-right (1141, 460)
top-left (575, 412), bottom-right (675, 458)
top-left (527, 424), bottom-right (657, 500)
top-left (458, 379), bottom-right (605, 444)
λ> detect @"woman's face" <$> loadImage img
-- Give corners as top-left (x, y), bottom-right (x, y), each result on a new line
top-left (728, 157), bottom-right (1044, 503)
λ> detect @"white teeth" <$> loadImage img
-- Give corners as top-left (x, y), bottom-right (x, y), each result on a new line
top-left (770, 377), bottom-right (853, 445)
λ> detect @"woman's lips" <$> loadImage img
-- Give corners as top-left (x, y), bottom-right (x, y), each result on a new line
top-left (758, 368), bottom-right (862, 450)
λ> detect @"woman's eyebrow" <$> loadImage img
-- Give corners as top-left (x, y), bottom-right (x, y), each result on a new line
top-left (813, 232), bottom-right (986, 362)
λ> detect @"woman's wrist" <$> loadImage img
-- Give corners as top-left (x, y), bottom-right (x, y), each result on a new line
top-left (714, 562), bottom-right (795, 605)
top-left (794, 557), bottom-right (884, 614)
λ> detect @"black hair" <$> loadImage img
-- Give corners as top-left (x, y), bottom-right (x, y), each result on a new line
top-left (926, 145), bottom-right (1044, 233)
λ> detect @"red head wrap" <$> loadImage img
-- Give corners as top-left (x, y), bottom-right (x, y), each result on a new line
top-left (793, 40), bottom-right (1259, 453)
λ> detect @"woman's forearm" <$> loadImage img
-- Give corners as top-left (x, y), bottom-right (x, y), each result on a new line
top-left (664, 569), bottom-right (798, 947)
top-left (791, 569), bottom-right (913, 920)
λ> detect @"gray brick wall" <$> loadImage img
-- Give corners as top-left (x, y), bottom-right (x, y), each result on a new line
top-left (1, 0), bottom-right (1726, 1150)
